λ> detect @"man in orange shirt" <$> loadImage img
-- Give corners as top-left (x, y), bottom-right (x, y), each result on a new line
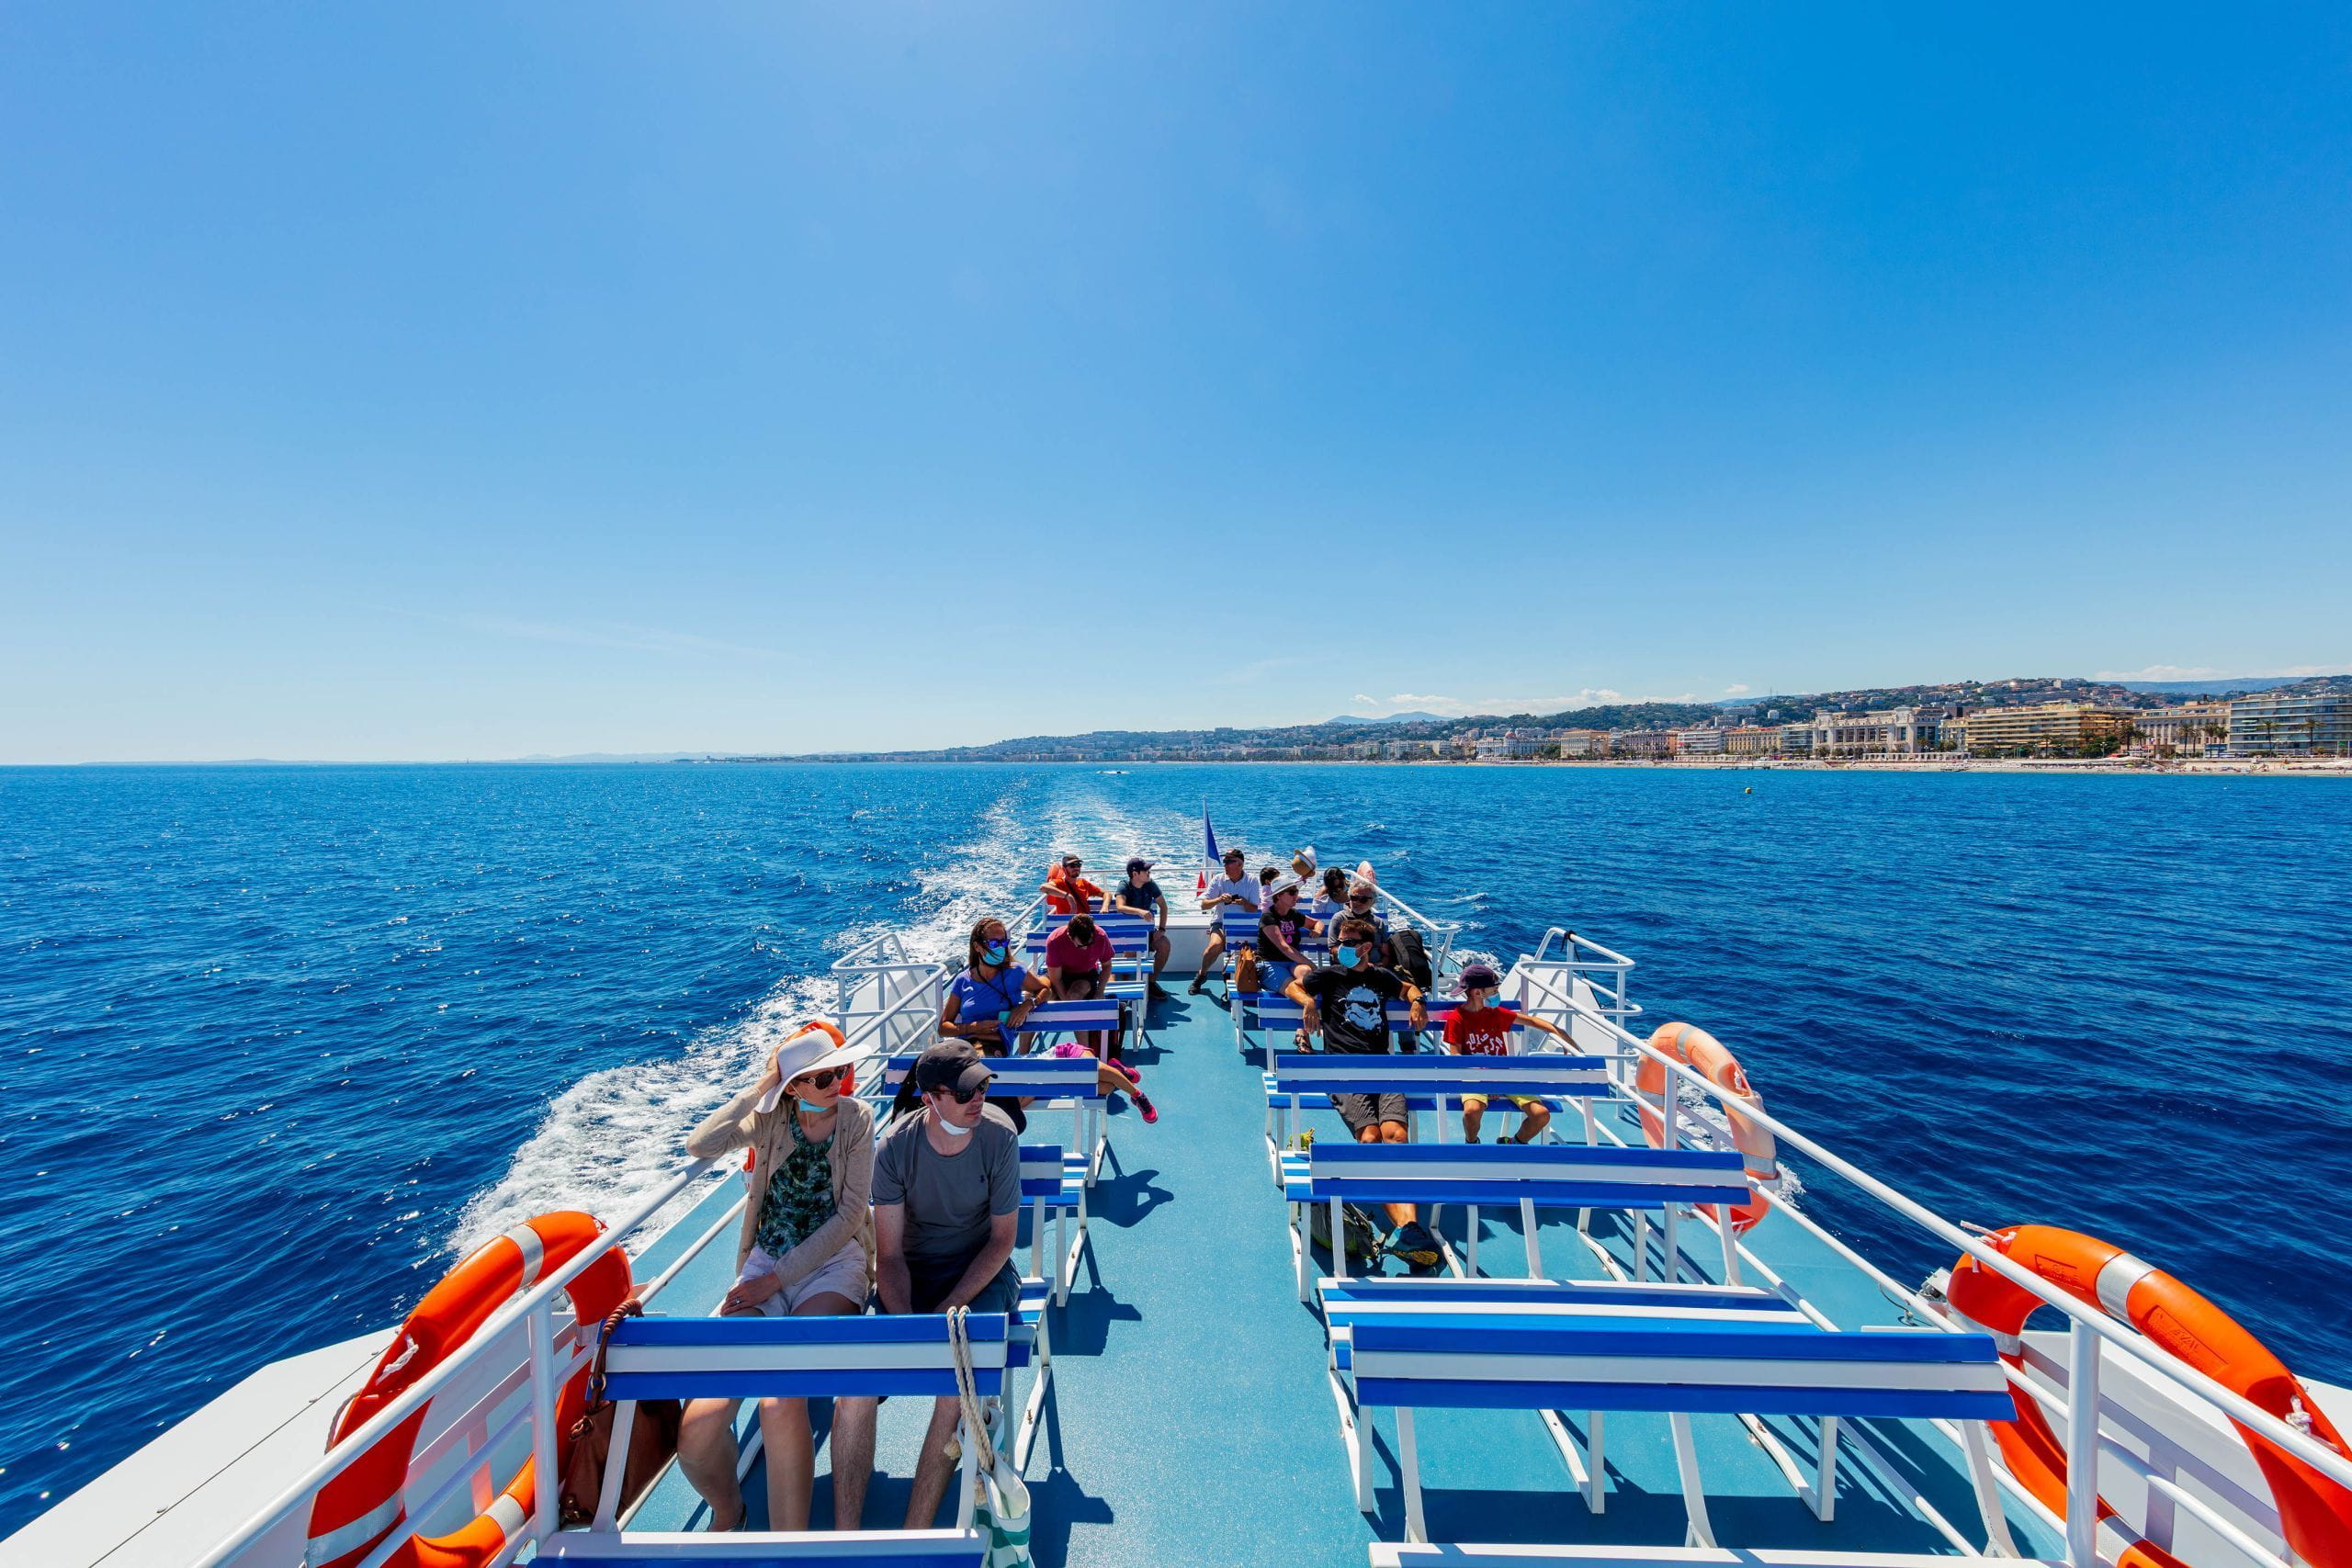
top-left (1040, 852), bottom-right (1103, 916)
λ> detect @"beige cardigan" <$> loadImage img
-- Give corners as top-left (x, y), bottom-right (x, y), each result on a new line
top-left (685, 1083), bottom-right (875, 1292)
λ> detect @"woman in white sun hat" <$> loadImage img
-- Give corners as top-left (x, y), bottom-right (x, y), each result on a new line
top-left (678, 1020), bottom-right (877, 1531)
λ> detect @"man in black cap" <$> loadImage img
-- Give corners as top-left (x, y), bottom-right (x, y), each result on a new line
top-left (872, 1040), bottom-right (1023, 1527)
top-left (1109, 855), bottom-right (1171, 997)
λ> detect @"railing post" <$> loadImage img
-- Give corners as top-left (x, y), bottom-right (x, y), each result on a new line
top-left (2066, 1317), bottom-right (2103, 1568)
top-left (528, 1296), bottom-right (560, 1543)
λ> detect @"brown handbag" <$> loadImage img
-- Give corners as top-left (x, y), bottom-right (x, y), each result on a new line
top-left (558, 1301), bottom-right (683, 1528)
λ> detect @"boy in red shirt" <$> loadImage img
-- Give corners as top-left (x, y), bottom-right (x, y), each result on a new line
top-left (1442, 962), bottom-right (1571, 1144)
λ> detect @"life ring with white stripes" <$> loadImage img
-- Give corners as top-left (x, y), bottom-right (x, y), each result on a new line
top-left (304, 1211), bottom-right (632, 1568)
top-left (1946, 1224), bottom-right (2352, 1568)
top-left (1634, 1021), bottom-right (1777, 1234)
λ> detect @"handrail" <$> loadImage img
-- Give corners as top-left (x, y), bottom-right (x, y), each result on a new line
top-left (831, 931), bottom-right (910, 972)
top-left (1550, 988), bottom-right (2352, 1495)
top-left (189, 1156), bottom-right (721, 1568)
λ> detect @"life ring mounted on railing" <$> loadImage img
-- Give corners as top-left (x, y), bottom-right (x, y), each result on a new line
top-left (304, 1210), bottom-right (632, 1568)
top-left (1634, 1021), bottom-right (1779, 1235)
top-left (1945, 1224), bottom-right (2352, 1568)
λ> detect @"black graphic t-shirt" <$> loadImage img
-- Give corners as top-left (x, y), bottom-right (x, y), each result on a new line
top-left (1296, 964), bottom-right (1407, 1055)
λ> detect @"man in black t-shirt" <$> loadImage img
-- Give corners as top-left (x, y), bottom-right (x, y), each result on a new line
top-left (1285, 916), bottom-right (1439, 1267)
top-left (1110, 857), bottom-right (1171, 997)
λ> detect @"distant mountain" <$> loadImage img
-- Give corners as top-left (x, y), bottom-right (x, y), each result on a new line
top-left (2117, 677), bottom-right (2308, 696)
top-left (1327, 711), bottom-right (1449, 726)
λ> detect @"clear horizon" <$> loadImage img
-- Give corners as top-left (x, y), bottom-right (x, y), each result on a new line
top-left (5, 6), bottom-right (2349, 763)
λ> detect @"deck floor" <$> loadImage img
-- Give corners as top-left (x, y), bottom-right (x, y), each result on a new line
top-left (614, 987), bottom-right (2058, 1566)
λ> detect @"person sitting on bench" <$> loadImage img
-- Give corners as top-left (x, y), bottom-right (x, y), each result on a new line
top-left (1255, 881), bottom-right (1320, 995)
top-left (1191, 848), bottom-right (1261, 995)
top-left (1286, 918), bottom-right (1440, 1269)
top-left (873, 1042), bottom-right (1022, 1529)
top-left (1044, 913), bottom-right (1158, 1122)
top-left (1442, 962), bottom-right (1569, 1145)
top-left (1039, 852), bottom-right (1102, 916)
top-left (1108, 857), bottom-right (1173, 998)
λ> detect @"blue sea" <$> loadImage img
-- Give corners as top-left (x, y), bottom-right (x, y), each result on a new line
top-left (2, 761), bottom-right (2349, 1533)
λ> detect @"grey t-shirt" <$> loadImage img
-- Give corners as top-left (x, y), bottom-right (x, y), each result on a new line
top-left (871, 1105), bottom-right (1022, 1270)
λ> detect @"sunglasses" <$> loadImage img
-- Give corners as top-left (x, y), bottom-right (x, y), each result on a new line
top-left (933, 1082), bottom-right (988, 1104)
top-left (1347, 895), bottom-right (1374, 905)
top-left (793, 1066), bottom-right (845, 1091)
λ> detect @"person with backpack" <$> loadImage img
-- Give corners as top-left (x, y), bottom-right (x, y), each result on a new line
top-left (1285, 916), bottom-right (1441, 1269)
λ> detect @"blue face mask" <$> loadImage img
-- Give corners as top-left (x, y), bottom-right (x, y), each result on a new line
top-left (797, 1097), bottom-right (832, 1113)
top-left (980, 942), bottom-right (1008, 965)
top-left (1337, 943), bottom-right (1363, 967)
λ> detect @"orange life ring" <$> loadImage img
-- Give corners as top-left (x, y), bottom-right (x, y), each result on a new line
top-left (1946, 1224), bottom-right (2352, 1568)
top-left (304, 1211), bottom-right (632, 1568)
top-left (1634, 1021), bottom-right (1777, 1234)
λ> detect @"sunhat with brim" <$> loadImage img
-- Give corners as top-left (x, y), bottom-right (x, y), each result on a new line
top-left (755, 1024), bottom-right (862, 1113)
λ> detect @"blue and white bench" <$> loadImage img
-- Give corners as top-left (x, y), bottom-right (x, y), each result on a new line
top-left (884, 1036), bottom-right (1114, 1185)
top-left (1370, 1546), bottom-right (2064, 1568)
top-left (550, 1314), bottom-right (1013, 1562)
top-left (1346, 1305), bottom-right (2010, 1547)
top-left (1018, 1143), bottom-right (1089, 1307)
top-left (1214, 906), bottom-right (1331, 993)
top-left (1277, 1142), bottom-right (1754, 1302)
top-left (1236, 994), bottom-right (1459, 1069)
top-left (1263, 1049), bottom-right (1613, 1168)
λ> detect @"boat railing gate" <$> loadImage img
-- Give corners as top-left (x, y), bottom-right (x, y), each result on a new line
top-left (1510, 962), bottom-right (2352, 1568)
top-left (189, 983), bottom-right (933, 1568)
top-left (1522, 927), bottom-right (1639, 1033)
top-left (831, 931), bottom-right (948, 1063)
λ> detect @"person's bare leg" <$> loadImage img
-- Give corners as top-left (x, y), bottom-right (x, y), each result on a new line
top-left (677, 1394), bottom-right (749, 1529)
top-left (1462, 1101), bottom-right (1486, 1142)
top-left (1192, 930), bottom-right (1224, 987)
top-left (902, 1394), bottom-right (964, 1528)
top-left (1513, 1105), bottom-right (1552, 1145)
top-left (1150, 931), bottom-right (1170, 977)
top-left (1379, 1121), bottom-right (1416, 1229)
top-left (759, 1397), bottom-right (814, 1531)
top-left (830, 1395), bottom-right (876, 1529)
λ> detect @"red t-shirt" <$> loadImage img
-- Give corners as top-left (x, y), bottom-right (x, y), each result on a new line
top-left (1443, 1006), bottom-right (1519, 1056)
top-left (1044, 870), bottom-right (1103, 915)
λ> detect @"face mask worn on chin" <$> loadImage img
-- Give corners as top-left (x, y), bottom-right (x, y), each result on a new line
top-left (1337, 944), bottom-right (1363, 967)
top-left (934, 1113), bottom-right (975, 1138)
top-left (797, 1098), bottom-right (832, 1113)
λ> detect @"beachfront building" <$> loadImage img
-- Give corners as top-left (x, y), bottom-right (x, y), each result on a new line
top-left (2135, 701), bottom-right (2231, 757)
top-left (1809, 705), bottom-right (1948, 759)
top-left (2228, 694), bottom-right (2352, 757)
top-left (1612, 728), bottom-right (1676, 759)
top-left (1952, 702), bottom-right (2133, 757)
top-left (1475, 728), bottom-right (1548, 761)
top-left (1724, 725), bottom-right (1781, 757)
top-left (1557, 728), bottom-right (1611, 759)
top-left (1781, 722), bottom-right (1814, 755)
top-left (1674, 727), bottom-right (1727, 756)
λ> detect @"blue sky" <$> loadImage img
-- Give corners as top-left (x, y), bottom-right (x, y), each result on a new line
top-left (4, 5), bottom-right (2348, 761)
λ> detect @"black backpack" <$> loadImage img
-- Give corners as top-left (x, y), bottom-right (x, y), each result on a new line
top-left (1385, 927), bottom-right (1433, 991)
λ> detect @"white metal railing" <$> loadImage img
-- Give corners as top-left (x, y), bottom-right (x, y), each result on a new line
top-left (1368, 882), bottom-right (1464, 974)
top-left (1535, 984), bottom-right (2352, 1567)
top-left (1522, 928), bottom-right (1639, 1031)
top-left (832, 931), bottom-right (946, 1063)
top-left (196, 964), bottom-right (950, 1568)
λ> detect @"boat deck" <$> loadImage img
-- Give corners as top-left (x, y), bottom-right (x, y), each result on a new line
top-left (618, 987), bottom-right (2064, 1566)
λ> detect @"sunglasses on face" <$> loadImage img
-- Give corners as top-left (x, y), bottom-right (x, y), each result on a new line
top-left (934, 1083), bottom-right (987, 1104)
top-left (793, 1066), bottom-right (845, 1091)
top-left (1348, 895), bottom-right (1374, 905)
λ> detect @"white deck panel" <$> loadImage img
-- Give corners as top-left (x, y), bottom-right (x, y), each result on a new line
top-left (0, 1331), bottom-right (389, 1568)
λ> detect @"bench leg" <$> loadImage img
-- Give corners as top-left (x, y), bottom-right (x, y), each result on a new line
top-left (1634, 1213), bottom-right (1650, 1282)
top-left (1352, 1396), bottom-right (1375, 1513)
top-left (1293, 1202), bottom-right (1311, 1303)
top-left (592, 1398), bottom-right (641, 1529)
top-left (1397, 1407), bottom-right (1428, 1544)
top-left (1588, 1411), bottom-right (1607, 1513)
top-left (1962, 1418), bottom-right (2022, 1556)
top-left (1669, 1412), bottom-right (1715, 1547)
top-left (1814, 1415), bottom-right (1840, 1522)
top-left (1014, 1311), bottom-right (1052, 1472)
top-left (1716, 1207), bottom-right (1745, 1286)
top-left (1465, 1205), bottom-right (1479, 1277)
top-left (1521, 1197), bottom-right (1541, 1278)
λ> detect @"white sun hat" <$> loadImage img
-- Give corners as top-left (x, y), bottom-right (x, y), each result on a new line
top-left (753, 1021), bottom-right (861, 1114)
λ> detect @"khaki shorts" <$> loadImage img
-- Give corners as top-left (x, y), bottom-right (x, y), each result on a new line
top-left (1460, 1093), bottom-right (1545, 1113)
top-left (744, 1244), bottom-right (869, 1315)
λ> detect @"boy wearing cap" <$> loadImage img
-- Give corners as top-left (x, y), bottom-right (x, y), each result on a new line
top-left (872, 1041), bottom-right (1023, 1529)
top-left (680, 1024), bottom-right (878, 1531)
top-left (1190, 848), bottom-right (1260, 995)
top-left (1109, 857), bottom-right (1172, 996)
top-left (1443, 964), bottom-right (1569, 1144)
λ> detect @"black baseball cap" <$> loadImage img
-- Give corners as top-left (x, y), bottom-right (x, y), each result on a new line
top-left (1459, 963), bottom-right (1502, 990)
top-left (1126, 857), bottom-right (1152, 873)
top-left (914, 1040), bottom-right (993, 1097)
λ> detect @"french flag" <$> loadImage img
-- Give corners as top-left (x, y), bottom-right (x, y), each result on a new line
top-left (1198, 807), bottom-right (1218, 895)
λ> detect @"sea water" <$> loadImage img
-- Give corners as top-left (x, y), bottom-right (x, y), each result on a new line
top-left (1, 761), bottom-right (2347, 1531)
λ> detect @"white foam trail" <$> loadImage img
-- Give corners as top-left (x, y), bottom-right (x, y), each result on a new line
top-left (448, 782), bottom-right (1204, 1257)
top-left (452, 790), bottom-right (1040, 1255)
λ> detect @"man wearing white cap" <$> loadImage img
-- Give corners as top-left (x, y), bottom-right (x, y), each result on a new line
top-left (679, 1022), bottom-right (877, 1531)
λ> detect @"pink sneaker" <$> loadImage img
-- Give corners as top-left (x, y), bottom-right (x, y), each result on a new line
top-left (1132, 1089), bottom-right (1159, 1124)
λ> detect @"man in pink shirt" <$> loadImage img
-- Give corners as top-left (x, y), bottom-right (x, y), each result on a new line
top-left (1043, 913), bottom-right (1123, 1059)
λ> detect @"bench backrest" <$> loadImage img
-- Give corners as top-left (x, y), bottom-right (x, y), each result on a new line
top-left (1017, 1143), bottom-right (1072, 1199)
top-left (601, 1314), bottom-right (1010, 1401)
top-left (1348, 1314), bottom-right (2009, 1419)
top-left (1271, 1050), bottom-right (1610, 1099)
top-left (1318, 1276), bottom-right (1806, 1328)
top-left (883, 1046), bottom-right (1104, 1099)
top-left (1022, 929), bottom-right (1155, 957)
top-left (1238, 996), bottom-right (1460, 1030)
top-left (1306, 1142), bottom-right (1753, 1211)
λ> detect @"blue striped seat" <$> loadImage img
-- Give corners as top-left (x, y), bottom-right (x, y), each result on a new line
top-left (1369, 1550), bottom-right (2066, 1568)
top-left (885, 1040), bottom-right (1114, 1187)
top-left (1236, 994), bottom-right (1458, 1068)
top-left (544, 1528), bottom-right (986, 1563)
top-left (1018, 1143), bottom-right (1089, 1306)
top-left (1350, 1304), bottom-right (2007, 1547)
top-left (1282, 1143), bottom-right (1756, 1303)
